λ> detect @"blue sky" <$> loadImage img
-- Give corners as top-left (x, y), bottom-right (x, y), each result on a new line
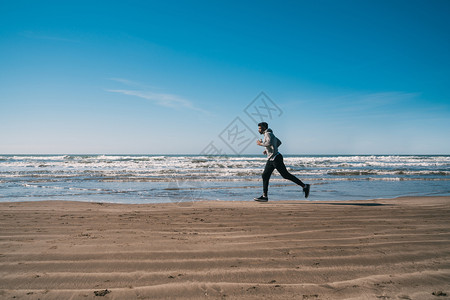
top-left (1, 0), bottom-right (449, 154)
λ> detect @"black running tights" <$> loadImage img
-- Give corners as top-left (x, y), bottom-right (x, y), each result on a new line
top-left (262, 154), bottom-right (305, 195)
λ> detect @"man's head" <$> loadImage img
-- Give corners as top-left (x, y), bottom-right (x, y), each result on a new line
top-left (258, 122), bottom-right (268, 134)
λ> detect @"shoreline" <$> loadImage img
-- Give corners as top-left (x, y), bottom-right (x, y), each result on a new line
top-left (1, 196), bottom-right (449, 299)
top-left (2, 192), bottom-right (449, 205)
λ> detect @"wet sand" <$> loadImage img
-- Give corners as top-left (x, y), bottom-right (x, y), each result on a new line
top-left (0, 196), bottom-right (449, 299)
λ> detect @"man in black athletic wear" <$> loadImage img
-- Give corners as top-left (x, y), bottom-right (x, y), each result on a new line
top-left (254, 122), bottom-right (310, 202)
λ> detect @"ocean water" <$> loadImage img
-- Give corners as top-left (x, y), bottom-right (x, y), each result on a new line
top-left (0, 155), bottom-right (449, 204)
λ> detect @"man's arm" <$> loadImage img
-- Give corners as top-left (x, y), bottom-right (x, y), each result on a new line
top-left (258, 132), bottom-right (272, 147)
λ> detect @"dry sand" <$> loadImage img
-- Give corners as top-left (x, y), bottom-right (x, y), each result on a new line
top-left (0, 196), bottom-right (449, 299)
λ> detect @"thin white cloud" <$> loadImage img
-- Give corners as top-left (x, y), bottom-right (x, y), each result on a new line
top-left (108, 78), bottom-right (141, 87)
top-left (107, 78), bottom-right (160, 89)
top-left (106, 78), bottom-right (210, 114)
top-left (107, 89), bottom-right (209, 114)
top-left (21, 31), bottom-right (79, 43)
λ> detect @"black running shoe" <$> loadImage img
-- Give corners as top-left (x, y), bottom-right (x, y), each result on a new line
top-left (303, 184), bottom-right (310, 199)
top-left (254, 195), bottom-right (268, 202)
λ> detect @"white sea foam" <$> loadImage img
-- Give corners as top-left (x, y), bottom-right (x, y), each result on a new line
top-left (1, 155), bottom-right (449, 202)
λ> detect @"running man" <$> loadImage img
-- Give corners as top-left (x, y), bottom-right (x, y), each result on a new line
top-left (254, 122), bottom-right (310, 202)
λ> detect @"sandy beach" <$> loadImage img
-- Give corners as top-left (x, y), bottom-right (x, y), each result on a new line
top-left (0, 197), bottom-right (449, 299)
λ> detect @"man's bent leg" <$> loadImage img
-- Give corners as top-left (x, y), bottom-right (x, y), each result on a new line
top-left (273, 155), bottom-right (305, 188)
